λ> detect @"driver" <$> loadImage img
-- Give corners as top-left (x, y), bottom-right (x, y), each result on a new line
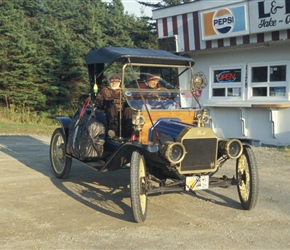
top-left (143, 68), bottom-right (176, 109)
top-left (145, 68), bottom-right (162, 89)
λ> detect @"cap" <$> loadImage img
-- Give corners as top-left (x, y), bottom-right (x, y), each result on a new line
top-left (107, 72), bottom-right (121, 82)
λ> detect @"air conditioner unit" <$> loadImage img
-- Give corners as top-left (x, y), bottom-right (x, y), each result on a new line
top-left (158, 35), bottom-right (177, 52)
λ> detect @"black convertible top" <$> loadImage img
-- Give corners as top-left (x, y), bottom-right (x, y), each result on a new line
top-left (85, 46), bottom-right (194, 66)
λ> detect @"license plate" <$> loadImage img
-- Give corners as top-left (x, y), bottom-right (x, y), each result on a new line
top-left (186, 176), bottom-right (209, 191)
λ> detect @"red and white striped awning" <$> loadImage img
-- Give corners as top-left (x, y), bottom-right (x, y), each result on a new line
top-left (156, 12), bottom-right (290, 52)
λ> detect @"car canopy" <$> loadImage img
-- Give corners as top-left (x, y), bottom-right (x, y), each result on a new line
top-left (85, 47), bottom-right (195, 66)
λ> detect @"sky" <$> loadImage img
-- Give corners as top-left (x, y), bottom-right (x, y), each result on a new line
top-left (121, 0), bottom-right (153, 16)
top-left (103, 0), bottom-right (158, 17)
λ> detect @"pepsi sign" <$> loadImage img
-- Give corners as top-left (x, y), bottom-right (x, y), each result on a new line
top-left (201, 4), bottom-right (249, 40)
top-left (213, 9), bottom-right (235, 34)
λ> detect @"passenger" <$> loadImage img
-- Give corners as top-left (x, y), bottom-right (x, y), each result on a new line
top-left (99, 73), bottom-right (124, 138)
top-left (97, 73), bottom-right (137, 140)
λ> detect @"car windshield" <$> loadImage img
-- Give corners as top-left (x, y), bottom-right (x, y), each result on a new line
top-left (122, 64), bottom-right (198, 110)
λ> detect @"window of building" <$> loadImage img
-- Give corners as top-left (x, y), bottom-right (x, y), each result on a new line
top-left (210, 67), bottom-right (243, 98)
top-left (249, 63), bottom-right (287, 98)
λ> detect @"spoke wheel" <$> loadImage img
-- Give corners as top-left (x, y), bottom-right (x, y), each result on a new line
top-left (50, 128), bottom-right (72, 179)
top-left (130, 150), bottom-right (148, 223)
top-left (236, 145), bottom-right (259, 210)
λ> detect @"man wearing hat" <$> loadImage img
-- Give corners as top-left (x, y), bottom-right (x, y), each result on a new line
top-left (99, 72), bottom-right (124, 138)
top-left (129, 67), bottom-right (176, 110)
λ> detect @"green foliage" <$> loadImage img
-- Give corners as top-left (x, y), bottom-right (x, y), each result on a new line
top-left (0, 0), bottom-right (157, 122)
top-left (0, 1), bottom-right (46, 110)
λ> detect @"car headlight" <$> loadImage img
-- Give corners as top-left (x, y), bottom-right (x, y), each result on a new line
top-left (218, 139), bottom-right (243, 159)
top-left (132, 110), bottom-right (145, 131)
top-left (162, 141), bottom-right (186, 164)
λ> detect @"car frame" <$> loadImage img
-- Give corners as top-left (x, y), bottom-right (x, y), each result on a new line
top-left (49, 46), bottom-right (259, 223)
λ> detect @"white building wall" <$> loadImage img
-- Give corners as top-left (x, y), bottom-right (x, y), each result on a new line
top-left (193, 41), bottom-right (290, 104)
top-left (208, 106), bottom-right (290, 146)
top-left (153, 0), bottom-right (290, 146)
top-left (193, 42), bottom-right (290, 146)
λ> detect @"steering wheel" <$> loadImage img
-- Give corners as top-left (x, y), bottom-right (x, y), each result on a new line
top-left (146, 88), bottom-right (172, 109)
top-left (149, 88), bottom-right (170, 100)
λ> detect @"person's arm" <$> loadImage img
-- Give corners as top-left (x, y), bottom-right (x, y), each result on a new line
top-left (95, 92), bottom-right (104, 109)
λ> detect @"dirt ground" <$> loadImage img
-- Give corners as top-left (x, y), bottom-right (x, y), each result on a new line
top-left (0, 134), bottom-right (289, 249)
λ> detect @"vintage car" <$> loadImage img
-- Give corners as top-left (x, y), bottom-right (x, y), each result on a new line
top-left (49, 46), bottom-right (259, 223)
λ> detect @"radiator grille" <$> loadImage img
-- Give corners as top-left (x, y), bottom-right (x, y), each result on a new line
top-left (181, 138), bottom-right (218, 172)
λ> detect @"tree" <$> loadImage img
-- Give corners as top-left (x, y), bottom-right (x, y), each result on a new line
top-left (104, 0), bottom-right (135, 47)
top-left (128, 15), bottom-right (157, 49)
top-left (0, 0), bottom-right (158, 116)
top-left (0, 1), bottom-right (46, 110)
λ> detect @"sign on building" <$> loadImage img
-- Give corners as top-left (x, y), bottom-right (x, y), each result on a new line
top-left (200, 3), bottom-right (249, 41)
top-left (249, 0), bottom-right (290, 33)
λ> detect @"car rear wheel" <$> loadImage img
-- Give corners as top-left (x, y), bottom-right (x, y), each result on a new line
top-left (50, 128), bottom-right (72, 179)
top-left (130, 150), bottom-right (148, 223)
top-left (236, 145), bottom-right (259, 210)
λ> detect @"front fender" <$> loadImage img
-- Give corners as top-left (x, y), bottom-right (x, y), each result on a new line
top-left (49, 116), bottom-right (71, 138)
top-left (101, 142), bottom-right (160, 171)
top-left (148, 118), bottom-right (194, 142)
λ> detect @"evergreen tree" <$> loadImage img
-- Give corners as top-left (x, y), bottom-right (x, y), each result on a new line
top-left (104, 0), bottom-right (134, 47)
top-left (38, 0), bottom-right (89, 111)
top-left (129, 15), bottom-right (157, 49)
top-left (0, 1), bottom-right (46, 110)
top-left (0, 0), bottom-right (158, 116)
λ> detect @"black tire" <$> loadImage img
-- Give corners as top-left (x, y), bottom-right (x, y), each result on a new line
top-left (130, 150), bottom-right (148, 223)
top-left (236, 145), bottom-right (259, 210)
top-left (50, 128), bottom-right (72, 179)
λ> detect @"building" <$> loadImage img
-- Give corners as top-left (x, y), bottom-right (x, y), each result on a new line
top-left (153, 0), bottom-right (290, 146)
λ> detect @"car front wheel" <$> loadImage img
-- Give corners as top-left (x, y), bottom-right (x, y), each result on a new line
top-left (236, 145), bottom-right (259, 210)
top-left (130, 150), bottom-right (148, 223)
top-left (50, 128), bottom-right (72, 179)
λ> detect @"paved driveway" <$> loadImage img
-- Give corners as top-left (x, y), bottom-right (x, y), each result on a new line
top-left (0, 135), bottom-right (289, 249)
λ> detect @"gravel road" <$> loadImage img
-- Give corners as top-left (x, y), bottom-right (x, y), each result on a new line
top-left (0, 135), bottom-right (289, 249)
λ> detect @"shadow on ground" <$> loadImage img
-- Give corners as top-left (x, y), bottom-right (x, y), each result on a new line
top-left (0, 135), bottom-right (242, 222)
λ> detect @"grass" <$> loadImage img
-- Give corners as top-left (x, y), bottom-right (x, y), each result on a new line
top-left (278, 146), bottom-right (290, 152)
top-left (0, 108), bottom-right (61, 136)
top-left (0, 121), bottom-right (58, 137)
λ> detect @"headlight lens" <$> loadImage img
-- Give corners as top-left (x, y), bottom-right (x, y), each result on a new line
top-left (132, 111), bottom-right (145, 131)
top-left (132, 113), bottom-right (145, 126)
top-left (163, 142), bottom-right (186, 164)
top-left (218, 139), bottom-right (243, 159)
